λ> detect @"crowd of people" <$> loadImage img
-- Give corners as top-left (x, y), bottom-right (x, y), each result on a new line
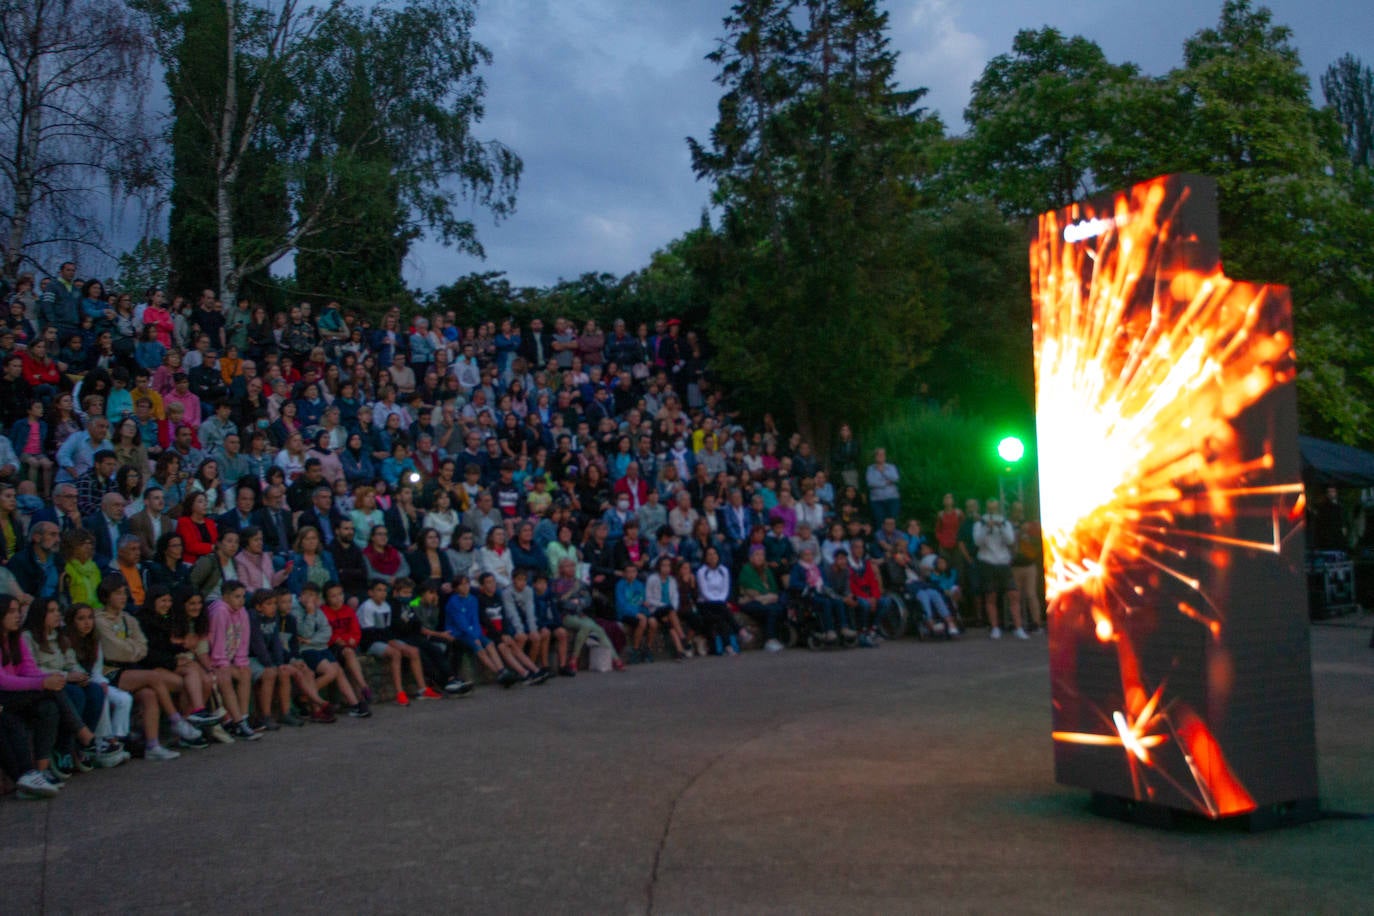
top-left (0, 263), bottom-right (1045, 801)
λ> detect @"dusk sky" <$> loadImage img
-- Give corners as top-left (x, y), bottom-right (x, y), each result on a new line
top-left (416, 0), bottom-right (1365, 290)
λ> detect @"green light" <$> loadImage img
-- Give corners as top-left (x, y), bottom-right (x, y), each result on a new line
top-left (997, 436), bottom-right (1025, 464)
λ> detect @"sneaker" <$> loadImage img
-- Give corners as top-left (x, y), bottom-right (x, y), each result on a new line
top-left (989, 627), bottom-right (1003, 640)
top-left (558, 665), bottom-right (577, 677)
top-left (641, 648), bottom-right (654, 663)
top-left (675, 650), bottom-right (688, 661)
top-left (173, 718), bottom-right (202, 742)
top-left (41, 768), bottom-right (66, 787)
top-left (496, 668), bottom-right (520, 688)
top-left (186, 708), bottom-right (220, 728)
top-left (232, 721), bottom-right (263, 741)
top-left (278, 713), bottom-right (305, 728)
top-left (262, 717), bottom-right (282, 731)
top-left (443, 678), bottom-right (473, 695)
top-left (682, 647), bottom-right (694, 659)
top-left (764, 638), bottom-right (784, 653)
top-left (419, 687), bottom-right (444, 700)
top-left (146, 744), bottom-right (181, 761)
top-left (533, 668), bottom-right (552, 685)
top-left (310, 705), bottom-right (337, 724)
top-left (347, 703), bottom-right (372, 718)
top-left (823, 630), bottom-right (838, 643)
top-left (611, 656), bottom-right (626, 672)
top-left (209, 723), bottom-right (235, 744)
top-left (840, 628), bottom-right (857, 640)
top-left (725, 645), bottom-right (738, 656)
top-left (395, 690), bottom-right (411, 706)
top-left (74, 747), bottom-right (95, 773)
top-left (96, 749), bottom-right (130, 768)
top-left (1014, 627), bottom-right (1029, 640)
top-left (51, 753), bottom-right (73, 779)
top-left (857, 634), bottom-right (875, 649)
top-left (178, 733), bottom-right (210, 750)
top-left (564, 657), bottom-right (579, 674)
top-left (947, 622), bottom-right (960, 637)
top-left (16, 770), bottom-right (59, 798)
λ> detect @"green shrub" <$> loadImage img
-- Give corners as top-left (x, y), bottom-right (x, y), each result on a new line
top-left (861, 407), bottom-right (1031, 525)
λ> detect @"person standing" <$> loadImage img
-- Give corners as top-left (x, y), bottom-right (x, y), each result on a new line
top-left (973, 499), bottom-right (1024, 640)
top-left (865, 448), bottom-right (901, 527)
top-left (1010, 501), bottom-right (1044, 635)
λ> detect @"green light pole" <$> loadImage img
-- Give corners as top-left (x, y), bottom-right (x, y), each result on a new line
top-left (996, 436), bottom-right (1025, 506)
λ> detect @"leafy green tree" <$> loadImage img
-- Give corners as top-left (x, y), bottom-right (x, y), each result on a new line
top-left (114, 237), bottom-right (172, 298)
top-left (958, 28), bottom-right (1139, 217)
top-left (1322, 54), bottom-right (1374, 169)
top-left (139, 0), bottom-right (520, 307)
top-left (689, 0), bottom-right (944, 443)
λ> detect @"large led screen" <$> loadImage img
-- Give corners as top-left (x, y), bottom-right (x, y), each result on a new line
top-left (1030, 175), bottom-right (1318, 818)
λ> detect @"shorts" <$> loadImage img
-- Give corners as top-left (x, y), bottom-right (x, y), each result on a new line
top-left (651, 607), bottom-right (676, 622)
top-left (618, 611), bottom-right (648, 624)
top-left (249, 659), bottom-right (269, 680)
top-left (977, 562), bottom-right (1014, 596)
top-left (365, 641), bottom-right (392, 659)
top-left (452, 630), bottom-right (492, 653)
top-left (301, 648), bottom-right (337, 669)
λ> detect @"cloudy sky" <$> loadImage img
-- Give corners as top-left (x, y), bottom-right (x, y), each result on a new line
top-left (415, 0), bottom-right (1361, 290)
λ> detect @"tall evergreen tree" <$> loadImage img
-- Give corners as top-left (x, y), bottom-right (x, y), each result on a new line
top-left (689, 0), bottom-right (943, 442)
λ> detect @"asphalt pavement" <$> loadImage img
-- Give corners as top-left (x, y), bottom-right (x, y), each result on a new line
top-left (1, 621), bottom-right (1370, 915)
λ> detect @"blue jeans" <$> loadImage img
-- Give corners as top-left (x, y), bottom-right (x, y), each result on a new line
top-left (810, 596), bottom-right (850, 633)
top-left (739, 599), bottom-right (786, 640)
top-left (871, 498), bottom-right (901, 526)
top-left (906, 585), bottom-right (952, 621)
top-left (63, 682), bottom-right (105, 732)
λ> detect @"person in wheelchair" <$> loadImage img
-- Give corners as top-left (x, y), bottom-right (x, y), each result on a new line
top-left (846, 538), bottom-right (898, 647)
top-left (787, 547), bottom-right (851, 645)
top-left (885, 547), bottom-right (959, 637)
top-left (738, 545), bottom-right (787, 653)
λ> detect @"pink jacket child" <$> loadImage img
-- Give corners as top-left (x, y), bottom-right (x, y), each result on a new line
top-left (207, 597), bottom-right (250, 669)
top-left (0, 637), bottom-right (49, 691)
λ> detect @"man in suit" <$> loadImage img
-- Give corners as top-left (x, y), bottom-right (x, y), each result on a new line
top-left (83, 491), bottom-right (130, 571)
top-left (519, 317), bottom-right (554, 371)
top-left (127, 485), bottom-right (172, 560)
top-left (31, 482), bottom-right (84, 534)
top-left (217, 484), bottom-right (259, 537)
top-left (253, 483), bottom-right (295, 556)
top-left (297, 484), bottom-right (344, 546)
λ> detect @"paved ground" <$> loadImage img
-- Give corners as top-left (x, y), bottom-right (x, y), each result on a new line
top-left (2, 620), bottom-right (1370, 915)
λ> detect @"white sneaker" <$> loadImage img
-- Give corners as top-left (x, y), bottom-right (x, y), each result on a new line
top-left (173, 718), bottom-right (201, 742)
top-left (209, 723), bottom-right (235, 744)
top-left (1014, 627), bottom-right (1029, 640)
top-left (16, 769), bottom-right (59, 798)
top-left (764, 638), bottom-right (784, 653)
top-left (989, 627), bottom-right (1002, 639)
top-left (946, 622), bottom-right (960, 636)
top-left (146, 744), bottom-right (181, 761)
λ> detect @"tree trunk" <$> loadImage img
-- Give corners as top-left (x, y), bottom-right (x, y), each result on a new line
top-left (5, 33), bottom-right (42, 279)
top-left (215, 0), bottom-right (239, 309)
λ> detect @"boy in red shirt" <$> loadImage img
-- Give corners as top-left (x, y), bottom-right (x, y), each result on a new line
top-left (322, 582), bottom-right (373, 705)
top-left (848, 539), bottom-right (898, 648)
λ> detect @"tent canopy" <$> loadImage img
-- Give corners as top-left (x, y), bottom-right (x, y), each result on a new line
top-left (1299, 436), bottom-right (1374, 488)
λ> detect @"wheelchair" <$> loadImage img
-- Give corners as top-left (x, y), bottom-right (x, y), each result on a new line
top-left (891, 590), bottom-right (957, 641)
top-left (785, 588), bottom-right (860, 650)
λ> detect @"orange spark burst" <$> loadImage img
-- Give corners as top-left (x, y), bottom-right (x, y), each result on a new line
top-left (1031, 175), bottom-right (1310, 817)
